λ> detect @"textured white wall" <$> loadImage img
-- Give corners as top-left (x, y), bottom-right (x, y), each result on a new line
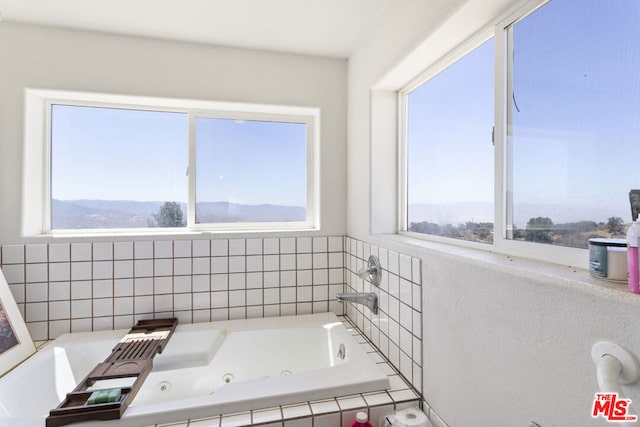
top-left (421, 245), bottom-right (640, 426)
top-left (348, 0), bottom-right (640, 426)
top-left (0, 22), bottom-right (347, 243)
top-left (346, 0), bottom-right (467, 239)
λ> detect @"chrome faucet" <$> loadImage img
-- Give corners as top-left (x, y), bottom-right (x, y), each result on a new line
top-left (336, 292), bottom-right (378, 315)
top-left (336, 255), bottom-right (382, 315)
top-left (358, 255), bottom-right (382, 287)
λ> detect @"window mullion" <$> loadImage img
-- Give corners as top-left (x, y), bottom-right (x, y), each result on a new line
top-left (504, 26), bottom-right (514, 241)
top-left (44, 101), bottom-right (54, 233)
top-left (493, 23), bottom-right (514, 246)
top-left (397, 91), bottom-right (409, 233)
top-left (307, 117), bottom-right (319, 228)
top-left (187, 113), bottom-right (197, 228)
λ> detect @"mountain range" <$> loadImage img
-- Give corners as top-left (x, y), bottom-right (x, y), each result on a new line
top-left (51, 199), bottom-right (621, 230)
top-left (408, 201), bottom-right (625, 227)
top-left (51, 199), bottom-right (305, 229)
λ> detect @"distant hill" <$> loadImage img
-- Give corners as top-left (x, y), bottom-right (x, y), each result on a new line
top-left (51, 199), bottom-right (157, 229)
top-left (195, 202), bottom-right (305, 223)
top-left (408, 202), bottom-right (493, 226)
top-left (408, 201), bottom-right (624, 228)
top-left (60, 199), bottom-right (174, 215)
top-left (51, 199), bottom-right (304, 229)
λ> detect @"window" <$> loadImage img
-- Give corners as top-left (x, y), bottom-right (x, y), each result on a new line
top-left (400, 0), bottom-right (640, 262)
top-left (194, 117), bottom-right (307, 225)
top-left (506, 0), bottom-right (640, 249)
top-left (50, 105), bottom-right (188, 230)
top-left (402, 38), bottom-right (495, 244)
top-left (32, 92), bottom-right (319, 234)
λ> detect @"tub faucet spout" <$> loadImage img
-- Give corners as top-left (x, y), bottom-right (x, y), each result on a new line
top-left (336, 292), bottom-right (378, 315)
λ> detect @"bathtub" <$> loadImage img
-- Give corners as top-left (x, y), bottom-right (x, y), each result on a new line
top-left (0, 312), bottom-right (389, 427)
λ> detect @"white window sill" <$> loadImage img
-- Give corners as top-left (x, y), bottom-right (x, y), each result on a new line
top-left (24, 227), bottom-right (321, 243)
top-left (368, 233), bottom-right (640, 305)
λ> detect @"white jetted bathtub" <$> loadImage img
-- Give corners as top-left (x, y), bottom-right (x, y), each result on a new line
top-left (0, 312), bottom-right (389, 427)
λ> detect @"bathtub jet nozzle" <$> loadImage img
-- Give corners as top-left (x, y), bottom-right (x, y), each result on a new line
top-left (336, 292), bottom-right (378, 315)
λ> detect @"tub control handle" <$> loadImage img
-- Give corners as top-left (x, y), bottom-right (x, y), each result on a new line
top-left (357, 255), bottom-right (381, 287)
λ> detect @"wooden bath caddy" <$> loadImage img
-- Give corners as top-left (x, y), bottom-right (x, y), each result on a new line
top-left (46, 318), bottom-right (178, 427)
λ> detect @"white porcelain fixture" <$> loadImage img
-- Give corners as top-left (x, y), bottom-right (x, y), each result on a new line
top-left (0, 312), bottom-right (389, 427)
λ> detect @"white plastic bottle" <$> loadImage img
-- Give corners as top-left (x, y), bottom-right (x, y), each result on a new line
top-left (349, 412), bottom-right (372, 427)
top-left (626, 215), bottom-right (640, 293)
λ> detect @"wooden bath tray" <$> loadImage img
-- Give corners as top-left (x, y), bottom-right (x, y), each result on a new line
top-left (46, 318), bottom-right (178, 427)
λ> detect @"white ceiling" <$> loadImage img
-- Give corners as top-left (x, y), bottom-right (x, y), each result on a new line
top-left (0, 0), bottom-right (395, 58)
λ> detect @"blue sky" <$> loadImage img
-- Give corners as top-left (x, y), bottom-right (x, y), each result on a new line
top-left (407, 0), bottom-right (640, 226)
top-left (51, 106), bottom-right (307, 208)
top-left (406, 38), bottom-right (494, 211)
top-left (50, 0), bottom-right (640, 226)
top-left (511, 0), bottom-right (640, 224)
top-left (195, 118), bottom-right (306, 207)
top-left (51, 105), bottom-right (188, 202)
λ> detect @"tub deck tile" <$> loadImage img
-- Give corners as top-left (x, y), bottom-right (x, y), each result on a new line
top-left (187, 416), bottom-right (220, 427)
top-left (388, 374), bottom-right (411, 391)
top-left (251, 407), bottom-right (283, 424)
top-left (336, 394), bottom-right (367, 410)
top-left (389, 389), bottom-right (420, 403)
top-left (309, 398), bottom-right (340, 415)
top-left (362, 391), bottom-right (394, 406)
top-left (281, 403), bottom-right (312, 419)
top-left (376, 361), bottom-right (395, 376)
top-left (220, 411), bottom-right (252, 427)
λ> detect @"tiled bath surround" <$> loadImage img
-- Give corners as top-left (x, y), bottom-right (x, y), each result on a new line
top-left (149, 317), bottom-right (422, 427)
top-left (0, 237), bottom-right (345, 341)
top-left (342, 237), bottom-right (423, 395)
top-left (0, 236), bottom-right (430, 426)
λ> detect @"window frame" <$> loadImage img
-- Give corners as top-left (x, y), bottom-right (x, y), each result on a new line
top-left (397, 0), bottom-right (588, 268)
top-left (26, 89), bottom-right (320, 236)
top-left (398, 29), bottom-right (496, 243)
top-left (187, 110), bottom-right (317, 232)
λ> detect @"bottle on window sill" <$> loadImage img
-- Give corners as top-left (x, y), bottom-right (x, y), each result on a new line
top-left (626, 215), bottom-right (640, 294)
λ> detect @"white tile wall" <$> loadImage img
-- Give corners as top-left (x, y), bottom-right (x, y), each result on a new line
top-left (0, 236), bottom-right (430, 426)
top-left (1, 237), bottom-right (345, 341)
top-left (343, 237), bottom-right (423, 395)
